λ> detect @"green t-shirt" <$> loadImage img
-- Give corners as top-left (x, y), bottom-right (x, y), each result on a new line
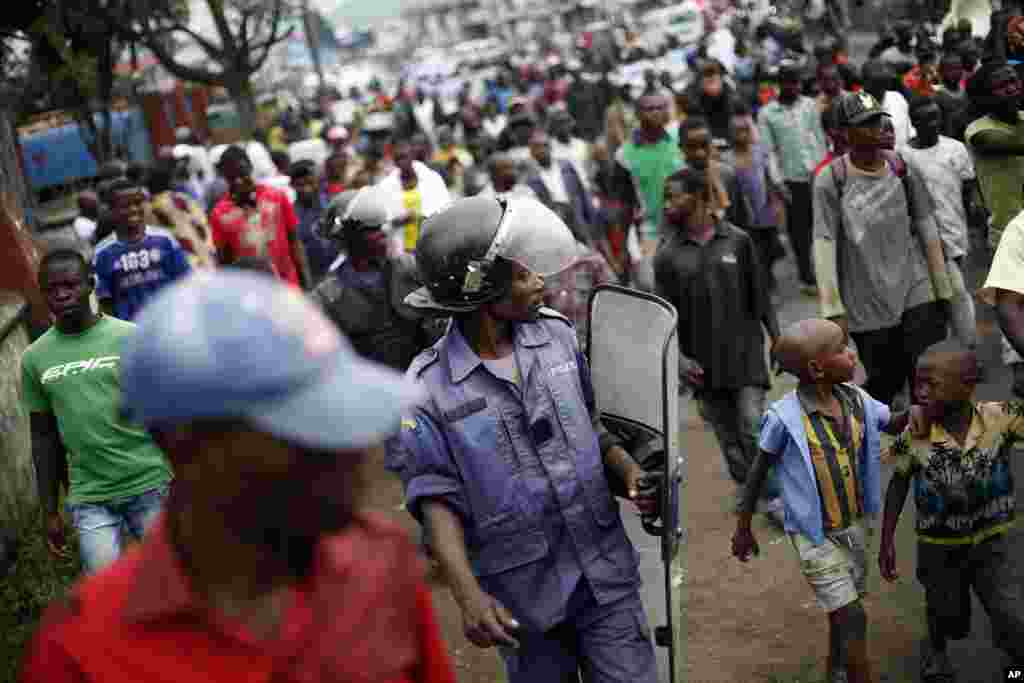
top-left (20, 315), bottom-right (171, 505)
top-left (965, 112), bottom-right (1024, 249)
top-left (618, 130), bottom-right (683, 240)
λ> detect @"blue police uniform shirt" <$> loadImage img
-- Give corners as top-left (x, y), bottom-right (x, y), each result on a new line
top-left (386, 309), bottom-right (642, 632)
top-left (297, 194), bottom-right (342, 284)
top-left (93, 227), bottom-right (192, 320)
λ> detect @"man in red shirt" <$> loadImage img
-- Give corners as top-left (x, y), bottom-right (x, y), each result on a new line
top-left (21, 270), bottom-right (455, 683)
top-left (210, 145), bottom-right (312, 289)
top-left (814, 103), bottom-right (849, 177)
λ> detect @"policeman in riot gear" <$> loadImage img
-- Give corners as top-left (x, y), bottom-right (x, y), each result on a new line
top-left (386, 196), bottom-right (660, 683)
top-left (310, 187), bottom-right (444, 371)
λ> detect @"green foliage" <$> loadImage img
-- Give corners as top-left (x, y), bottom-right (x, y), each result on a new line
top-left (0, 507), bottom-right (80, 683)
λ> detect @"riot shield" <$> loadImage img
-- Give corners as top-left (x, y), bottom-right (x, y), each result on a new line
top-left (587, 283), bottom-right (684, 683)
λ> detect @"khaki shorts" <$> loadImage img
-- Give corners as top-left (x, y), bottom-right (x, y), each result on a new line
top-left (790, 522), bottom-right (869, 613)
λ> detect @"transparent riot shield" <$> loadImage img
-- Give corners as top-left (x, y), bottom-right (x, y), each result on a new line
top-left (587, 283), bottom-right (684, 683)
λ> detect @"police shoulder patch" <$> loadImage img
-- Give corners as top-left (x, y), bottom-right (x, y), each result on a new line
top-left (407, 348), bottom-right (439, 378)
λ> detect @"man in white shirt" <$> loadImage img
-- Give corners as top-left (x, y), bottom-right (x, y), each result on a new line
top-left (863, 60), bottom-right (916, 146)
top-left (479, 153), bottom-right (537, 200)
top-left (549, 108), bottom-right (592, 191)
top-left (377, 141), bottom-right (452, 254)
top-left (525, 130), bottom-right (595, 242)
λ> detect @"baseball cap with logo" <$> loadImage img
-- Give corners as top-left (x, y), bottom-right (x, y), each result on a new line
top-left (834, 90), bottom-right (891, 128)
top-left (120, 270), bottom-right (423, 450)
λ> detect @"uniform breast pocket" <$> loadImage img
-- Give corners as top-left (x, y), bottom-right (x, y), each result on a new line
top-left (451, 408), bottom-right (522, 521)
top-left (448, 405), bottom-right (501, 459)
top-left (543, 370), bottom-right (618, 526)
top-left (542, 369), bottom-right (585, 444)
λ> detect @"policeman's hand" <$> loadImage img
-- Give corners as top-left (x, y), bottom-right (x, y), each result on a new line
top-left (683, 361), bottom-right (704, 388)
top-left (460, 589), bottom-right (520, 649)
top-left (732, 525), bottom-right (759, 562)
top-left (626, 463), bottom-right (660, 516)
top-left (45, 512), bottom-right (69, 559)
top-left (878, 538), bottom-right (899, 582)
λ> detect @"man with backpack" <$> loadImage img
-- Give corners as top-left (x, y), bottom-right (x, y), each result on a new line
top-left (812, 91), bottom-right (954, 407)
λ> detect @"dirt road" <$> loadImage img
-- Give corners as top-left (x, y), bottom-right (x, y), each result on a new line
top-left (679, 254), bottom-right (1023, 683)
top-left (361, 249), bottom-right (1021, 683)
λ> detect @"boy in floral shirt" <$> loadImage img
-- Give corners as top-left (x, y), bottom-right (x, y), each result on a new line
top-left (881, 344), bottom-right (1023, 681)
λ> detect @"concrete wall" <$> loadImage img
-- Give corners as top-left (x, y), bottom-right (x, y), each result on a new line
top-left (0, 292), bottom-right (37, 527)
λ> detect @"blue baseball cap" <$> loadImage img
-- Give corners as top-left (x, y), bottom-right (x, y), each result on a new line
top-left (120, 270), bottom-right (423, 450)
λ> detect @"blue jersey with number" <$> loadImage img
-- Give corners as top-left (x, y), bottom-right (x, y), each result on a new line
top-left (93, 227), bottom-right (191, 320)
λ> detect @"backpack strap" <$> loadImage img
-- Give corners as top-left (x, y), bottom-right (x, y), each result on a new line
top-left (828, 155), bottom-right (848, 202)
top-left (834, 151), bottom-right (917, 226)
top-left (882, 150), bottom-right (917, 226)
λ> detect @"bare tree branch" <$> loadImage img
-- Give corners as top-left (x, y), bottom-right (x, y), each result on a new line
top-left (237, 5), bottom-right (253, 48)
top-left (127, 0), bottom-right (294, 138)
top-left (205, 0), bottom-right (237, 55)
top-left (142, 32), bottom-right (223, 85)
top-left (249, 0), bottom-right (291, 65)
top-left (162, 22), bottom-right (225, 60)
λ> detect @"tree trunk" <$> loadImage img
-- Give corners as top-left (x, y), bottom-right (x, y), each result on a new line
top-left (96, 40), bottom-right (115, 163)
top-left (227, 77), bottom-right (258, 141)
top-left (302, 0), bottom-right (326, 96)
top-left (72, 41), bottom-right (116, 166)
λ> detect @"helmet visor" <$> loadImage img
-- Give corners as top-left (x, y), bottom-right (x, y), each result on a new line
top-left (486, 198), bottom-right (579, 278)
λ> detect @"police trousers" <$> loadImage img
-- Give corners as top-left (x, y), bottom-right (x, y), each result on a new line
top-left (499, 580), bottom-right (658, 683)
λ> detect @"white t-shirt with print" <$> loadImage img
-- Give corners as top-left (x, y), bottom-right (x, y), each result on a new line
top-left (883, 91), bottom-right (916, 148)
top-left (901, 136), bottom-right (975, 259)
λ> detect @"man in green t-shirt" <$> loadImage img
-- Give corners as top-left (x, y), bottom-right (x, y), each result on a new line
top-left (609, 93), bottom-right (683, 291)
top-left (21, 247), bottom-right (172, 574)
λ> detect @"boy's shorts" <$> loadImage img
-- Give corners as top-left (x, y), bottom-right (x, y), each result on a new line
top-left (790, 522), bottom-right (868, 613)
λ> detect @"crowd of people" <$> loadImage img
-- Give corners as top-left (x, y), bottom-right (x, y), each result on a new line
top-left (13, 2), bottom-right (1024, 683)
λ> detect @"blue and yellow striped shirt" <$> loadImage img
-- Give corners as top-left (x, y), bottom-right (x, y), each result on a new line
top-left (800, 384), bottom-right (866, 532)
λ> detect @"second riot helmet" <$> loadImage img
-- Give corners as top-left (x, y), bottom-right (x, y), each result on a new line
top-left (317, 186), bottom-right (390, 242)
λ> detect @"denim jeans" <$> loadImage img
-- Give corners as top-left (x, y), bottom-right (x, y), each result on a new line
top-left (697, 386), bottom-right (780, 499)
top-left (66, 484), bottom-right (169, 574)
